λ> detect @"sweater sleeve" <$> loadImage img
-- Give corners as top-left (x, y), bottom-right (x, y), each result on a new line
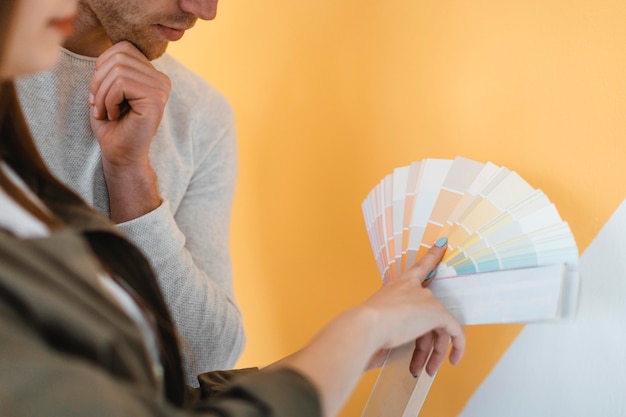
top-left (108, 56), bottom-right (245, 386)
top-left (117, 123), bottom-right (244, 387)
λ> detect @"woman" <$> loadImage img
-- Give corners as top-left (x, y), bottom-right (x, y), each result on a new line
top-left (0, 0), bottom-right (465, 415)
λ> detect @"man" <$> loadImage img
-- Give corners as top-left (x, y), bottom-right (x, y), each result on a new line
top-left (16, 0), bottom-right (245, 386)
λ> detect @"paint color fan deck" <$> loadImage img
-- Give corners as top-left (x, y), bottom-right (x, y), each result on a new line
top-left (362, 156), bottom-right (579, 285)
top-left (360, 157), bottom-right (580, 417)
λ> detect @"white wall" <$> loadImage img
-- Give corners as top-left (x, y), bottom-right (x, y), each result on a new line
top-left (460, 199), bottom-right (626, 416)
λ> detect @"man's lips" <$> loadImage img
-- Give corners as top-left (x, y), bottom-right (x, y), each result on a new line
top-left (155, 24), bottom-right (188, 41)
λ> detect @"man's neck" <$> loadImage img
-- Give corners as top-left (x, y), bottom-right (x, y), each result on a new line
top-left (63, 3), bottom-right (111, 57)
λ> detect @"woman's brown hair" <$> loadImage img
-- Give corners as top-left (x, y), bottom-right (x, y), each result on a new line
top-left (0, 0), bottom-right (187, 405)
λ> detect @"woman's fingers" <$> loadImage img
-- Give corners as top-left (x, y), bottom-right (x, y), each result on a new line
top-left (402, 237), bottom-right (448, 286)
top-left (410, 332), bottom-right (434, 376)
top-left (363, 235), bottom-right (465, 377)
top-left (448, 331), bottom-right (466, 366)
top-left (409, 310), bottom-right (466, 377)
top-left (424, 329), bottom-right (451, 376)
top-left (425, 319), bottom-right (466, 376)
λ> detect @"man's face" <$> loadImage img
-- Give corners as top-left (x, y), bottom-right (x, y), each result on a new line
top-left (81, 0), bottom-right (216, 60)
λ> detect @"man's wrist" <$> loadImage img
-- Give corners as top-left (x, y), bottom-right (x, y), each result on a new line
top-left (103, 162), bottom-right (162, 223)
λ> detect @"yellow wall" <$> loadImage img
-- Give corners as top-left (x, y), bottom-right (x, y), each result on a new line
top-left (169, 1), bottom-right (626, 415)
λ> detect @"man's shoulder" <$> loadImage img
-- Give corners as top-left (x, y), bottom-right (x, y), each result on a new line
top-left (154, 54), bottom-right (202, 83)
top-left (154, 54), bottom-right (233, 120)
top-left (154, 54), bottom-right (225, 100)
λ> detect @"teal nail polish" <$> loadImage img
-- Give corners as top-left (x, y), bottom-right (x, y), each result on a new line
top-left (434, 237), bottom-right (448, 247)
top-left (425, 269), bottom-right (435, 281)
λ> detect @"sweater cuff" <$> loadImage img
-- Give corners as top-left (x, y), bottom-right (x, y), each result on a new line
top-left (116, 199), bottom-right (184, 255)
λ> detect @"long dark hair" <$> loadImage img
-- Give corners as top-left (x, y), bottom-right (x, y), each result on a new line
top-left (0, 0), bottom-right (187, 405)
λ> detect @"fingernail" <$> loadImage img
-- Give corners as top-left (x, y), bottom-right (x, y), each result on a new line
top-left (434, 237), bottom-right (448, 247)
top-left (88, 93), bottom-right (94, 104)
top-left (425, 269), bottom-right (435, 281)
top-left (92, 106), bottom-right (99, 117)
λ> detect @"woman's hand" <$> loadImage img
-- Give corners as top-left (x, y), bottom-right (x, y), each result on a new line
top-left (361, 238), bottom-right (465, 376)
top-left (272, 238), bottom-right (464, 417)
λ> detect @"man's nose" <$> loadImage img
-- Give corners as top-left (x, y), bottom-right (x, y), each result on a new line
top-left (180, 0), bottom-right (218, 20)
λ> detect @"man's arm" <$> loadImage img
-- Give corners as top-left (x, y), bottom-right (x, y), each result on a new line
top-left (89, 41), bottom-right (167, 222)
top-left (117, 126), bottom-right (245, 383)
top-left (88, 42), bottom-right (245, 384)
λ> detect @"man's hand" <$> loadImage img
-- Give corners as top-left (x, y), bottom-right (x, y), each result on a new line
top-left (89, 41), bottom-right (170, 223)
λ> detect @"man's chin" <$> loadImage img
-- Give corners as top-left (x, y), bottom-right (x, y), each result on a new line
top-left (144, 43), bottom-right (169, 61)
top-left (146, 47), bottom-right (168, 61)
top-left (117, 39), bottom-right (168, 61)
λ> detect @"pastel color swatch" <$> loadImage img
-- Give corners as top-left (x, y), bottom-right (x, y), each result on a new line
top-left (361, 157), bottom-right (580, 417)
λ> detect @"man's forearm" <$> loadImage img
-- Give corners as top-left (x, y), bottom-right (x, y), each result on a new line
top-left (103, 161), bottom-right (162, 223)
top-left (117, 201), bottom-right (245, 385)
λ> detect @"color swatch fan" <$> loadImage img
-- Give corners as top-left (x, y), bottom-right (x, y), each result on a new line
top-left (362, 156), bottom-right (579, 285)
top-left (361, 157), bottom-right (580, 417)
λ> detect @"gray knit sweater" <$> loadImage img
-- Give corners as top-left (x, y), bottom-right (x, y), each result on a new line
top-left (16, 48), bottom-right (245, 386)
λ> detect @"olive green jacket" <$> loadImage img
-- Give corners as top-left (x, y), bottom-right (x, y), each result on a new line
top-left (0, 183), bottom-right (320, 416)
